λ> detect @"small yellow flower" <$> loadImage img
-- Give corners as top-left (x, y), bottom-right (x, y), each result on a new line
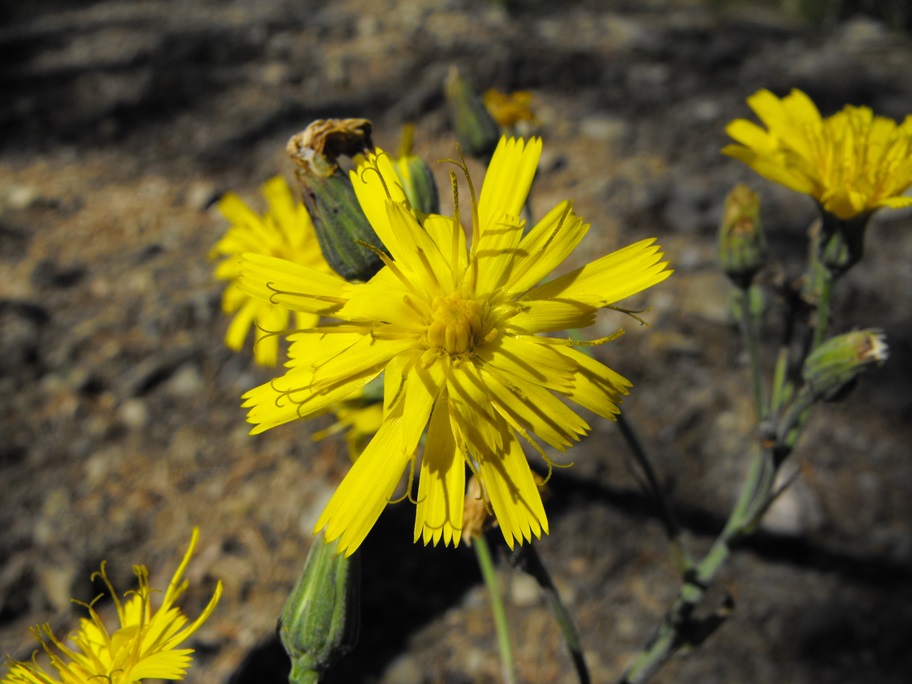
top-left (723, 89), bottom-right (912, 220)
top-left (240, 137), bottom-right (672, 556)
top-left (483, 89), bottom-right (540, 132)
top-left (211, 176), bottom-right (333, 366)
top-left (2, 529), bottom-right (222, 684)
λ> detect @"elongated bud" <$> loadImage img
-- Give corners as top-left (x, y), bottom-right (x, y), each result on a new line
top-left (393, 124), bottom-right (440, 216)
top-left (802, 329), bottom-right (888, 402)
top-left (287, 119), bottom-right (383, 281)
top-left (718, 184), bottom-right (767, 288)
top-left (279, 535), bottom-right (361, 684)
top-left (444, 67), bottom-right (501, 161)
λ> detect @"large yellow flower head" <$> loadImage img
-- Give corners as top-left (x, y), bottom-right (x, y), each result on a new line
top-left (2, 529), bottom-right (222, 684)
top-left (723, 89), bottom-right (912, 220)
top-left (240, 137), bottom-right (672, 556)
top-left (211, 176), bottom-right (333, 366)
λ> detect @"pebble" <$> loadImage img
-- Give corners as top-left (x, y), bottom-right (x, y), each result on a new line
top-left (382, 654), bottom-right (422, 684)
top-left (761, 476), bottom-right (825, 537)
top-left (184, 180), bottom-right (220, 210)
top-left (4, 185), bottom-right (40, 210)
top-left (162, 363), bottom-right (205, 397)
top-left (510, 572), bottom-right (541, 607)
top-left (118, 397), bottom-right (149, 429)
top-left (580, 114), bottom-right (630, 142)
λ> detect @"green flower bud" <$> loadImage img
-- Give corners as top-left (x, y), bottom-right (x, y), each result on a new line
top-left (393, 124), bottom-right (440, 217)
top-left (817, 210), bottom-right (871, 278)
top-left (802, 329), bottom-right (888, 402)
top-left (287, 120), bottom-right (384, 282)
top-left (444, 66), bottom-right (501, 162)
top-left (718, 184), bottom-right (767, 288)
top-left (279, 535), bottom-right (361, 684)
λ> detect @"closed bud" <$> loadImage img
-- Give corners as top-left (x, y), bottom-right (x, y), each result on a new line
top-left (444, 66), bottom-right (501, 162)
top-left (393, 124), bottom-right (440, 217)
top-left (802, 329), bottom-right (888, 402)
top-left (718, 184), bottom-right (767, 288)
top-left (279, 535), bottom-right (361, 684)
top-left (287, 119), bottom-right (384, 282)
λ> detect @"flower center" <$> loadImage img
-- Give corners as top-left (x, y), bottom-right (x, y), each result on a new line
top-left (426, 292), bottom-right (483, 355)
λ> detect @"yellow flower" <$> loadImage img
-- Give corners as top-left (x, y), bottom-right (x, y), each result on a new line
top-left (723, 88), bottom-right (912, 220)
top-left (240, 137), bottom-right (672, 556)
top-left (211, 176), bottom-right (333, 366)
top-left (483, 89), bottom-right (540, 132)
top-left (2, 529), bottom-right (222, 684)
top-left (311, 384), bottom-right (385, 461)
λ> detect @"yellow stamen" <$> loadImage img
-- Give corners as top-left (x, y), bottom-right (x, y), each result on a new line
top-left (426, 293), bottom-right (483, 355)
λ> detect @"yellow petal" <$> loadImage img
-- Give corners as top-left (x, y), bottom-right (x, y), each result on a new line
top-left (244, 364), bottom-right (382, 433)
top-left (382, 201), bottom-right (453, 292)
top-left (481, 365), bottom-right (589, 450)
top-left (401, 359), bottom-right (446, 455)
top-left (722, 144), bottom-right (817, 195)
top-left (474, 212), bottom-right (525, 293)
top-left (723, 119), bottom-right (778, 155)
top-left (315, 407), bottom-right (413, 556)
top-left (446, 361), bottom-right (510, 454)
top-left (477, 136), bottom-right (542, 237)
top-left (550, 344), bottom-right (631, 421)
top-left (224, 298), bottom-right (260, 352)
top-left (415, 395), bottom-right (465, 547)
top-left (423, 214), bottom-right (467, 284)
top-left (505, 201), bottom-right (589, 294)
top-left (350, 149), bottom-right (410, 248)
top-left (476, 333), bottom-right (574, 391)
top-left (477, 432), bottom-right (547, 549)
top-left (239, 254), bottom-right (349, 314)
top-left (524, 238), bottom-right (671, 307)
top-left (337, 266), bottom-right (430, 327)
top-left (507, 299), bottom-right (597, 334)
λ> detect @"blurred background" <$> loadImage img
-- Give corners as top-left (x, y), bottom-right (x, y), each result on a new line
top-left (2, 1), bottom-right (911, 682)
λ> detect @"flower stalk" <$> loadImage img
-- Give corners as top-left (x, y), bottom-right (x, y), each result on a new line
top-left (473, 534), bottom-right (516, 684)
top-left (510, 544), bottom-right (591, 684)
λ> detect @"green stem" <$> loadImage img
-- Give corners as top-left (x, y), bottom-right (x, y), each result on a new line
top-left (474, 535), bottom-right (516, 684)
top-left (512, 545), bottom-right (590, 684)
top-left (619, 444), bottom-right (777, 684)
top-left (737, 287), bottom-right (767, 421)
top-left (812, 269), bottom-right (833, 350)
top-left (616, 414), bottom-right (693, 572)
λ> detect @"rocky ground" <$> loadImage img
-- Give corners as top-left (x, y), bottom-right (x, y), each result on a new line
top-left (2, 1), bottom-right (912, 683)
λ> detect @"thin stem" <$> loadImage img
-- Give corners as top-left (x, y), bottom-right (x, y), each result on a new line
top-left (512, 545), bottom-right (590, 684)
top-left (616, 414), bottom-right (692, 572)
top-left (770, 346), bottom-right (789, 418)
top-left (619, 444), bottom-right (777, 684)
top-left (474, 535), bottom-right (516, 684)
top-left (737, 287), bottom-right (767, 421)
top-left (812, 269), bottom-right (833, 350)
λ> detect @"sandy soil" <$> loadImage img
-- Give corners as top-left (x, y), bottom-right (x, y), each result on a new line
top-left (2, 1), bottom-right (912, 683)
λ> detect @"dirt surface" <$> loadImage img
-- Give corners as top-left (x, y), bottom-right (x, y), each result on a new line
top-left (2, 1), bottom-right (912, 683)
